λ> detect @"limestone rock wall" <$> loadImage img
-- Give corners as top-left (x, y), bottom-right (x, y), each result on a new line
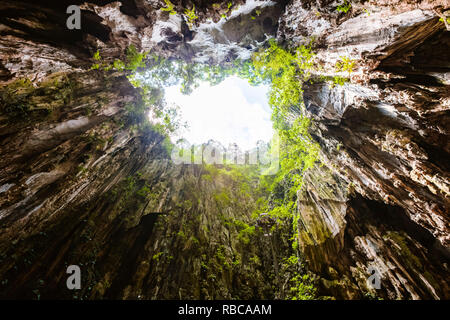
top-left (0, 0), bottom-right (448, 300)
top-left (0, 1), bottom-right (295, 299)
top-left (284, 0), bottom-right (450, 299)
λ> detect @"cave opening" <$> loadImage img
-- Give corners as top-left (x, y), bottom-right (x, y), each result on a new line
top-left (163, 75), bottom-right (273, 152)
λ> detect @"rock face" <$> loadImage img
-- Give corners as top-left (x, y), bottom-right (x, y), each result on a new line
top-left (0, 0), bottom-right (449, 300)
top-left (289, 0), bottom-right (450, 299)
top-left (0, 0), bottom-right (296, 300)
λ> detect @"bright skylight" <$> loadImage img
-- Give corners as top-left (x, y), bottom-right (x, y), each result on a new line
top-left (164, 76), bottom-right (273, 151)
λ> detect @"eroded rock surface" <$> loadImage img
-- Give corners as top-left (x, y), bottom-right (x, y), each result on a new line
top-left (291, 0), bottom-right (450, 299)
top-left (0, 0), bottom-right (448, 299)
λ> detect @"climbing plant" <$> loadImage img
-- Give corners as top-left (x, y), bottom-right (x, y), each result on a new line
top-left (252, 39), bottom-right (315, 111)
top-left (249, 39), bottom-right (320, 219)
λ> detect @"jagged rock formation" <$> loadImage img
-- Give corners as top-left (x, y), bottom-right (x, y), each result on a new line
top-left (0, 0), bottom-right (296, 299)
top-left (0, 0), bottom-right (449, 300)
top-left (293, 0), bottom-right (450, 299)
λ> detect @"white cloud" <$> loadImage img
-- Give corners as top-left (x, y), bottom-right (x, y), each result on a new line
top-left (164, 76), bottom-right (273, 151)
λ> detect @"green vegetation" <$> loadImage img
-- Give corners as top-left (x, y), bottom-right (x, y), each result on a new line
top-left (336, 1), bottom-right (352, 14)
top-left (93, 50), bottom-right (101, 61)
top-left (439, 17), bottom-right (450, 24)
top-left (280, 255), bottom-right (318, 299)
top-left (213, 245), bottom-right (233, 271)
top-left (152, 252), bottom-right (164, 261)
top-left (87, 42), bottom-right (328, 301)
top-left (251, 9), bottom-right (262, 20)
top-left (249, 41), bottom-right (323, 298)
top-left (330, 75), bottom-right (348, 87)
top-left (213, 191), bottom-right (231, 207)
top-left (335, 56), bottom-right (356, 74)
top-left (322, 56), bottom-right (355, 87)
top-left (123, 45), bottom-right (148, 71)
top-left (249, 39), bottom-right (320, 223)
top-left (91, 50), bottom-right (102, 70)
top-left (161, 0), bottom-right (177, 15)
top-left (0, 88), bottom-right (30, 118)
top-left (220, 1), bottom-right (234, 19)
top-left (176, 230), bottom-right (186, 239)
top-left (184, 5), bottom-right (198, 28)
top-left (136, 54), bottom-right (262, 96)
top-left (161, 40), bottom-right (321, 256)
top-left (221, 217), bottom-right (256, 245)
top-left (289, 274), bottom-right (317, 300)
top-left (252, 39), bottom-right (315, 110)
top-left (236, 41), bottom-right (321, 298)
top-left (89, 46), bottom-right (183, 140)
top-left (90, 45), bottom-right (147, 73)
top-left (159, 0), bottom-right (203, 29)
top-left (0, 75), bottom-right (74, 120)
top-left (88, 38), bottom-right (337, 164)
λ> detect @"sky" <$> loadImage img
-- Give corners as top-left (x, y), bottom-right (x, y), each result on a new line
top-left (164, 76), bottom-right (273, 151)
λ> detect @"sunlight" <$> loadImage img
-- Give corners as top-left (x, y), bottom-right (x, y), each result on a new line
top-left (164, 76), bottom-right (273, 151)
